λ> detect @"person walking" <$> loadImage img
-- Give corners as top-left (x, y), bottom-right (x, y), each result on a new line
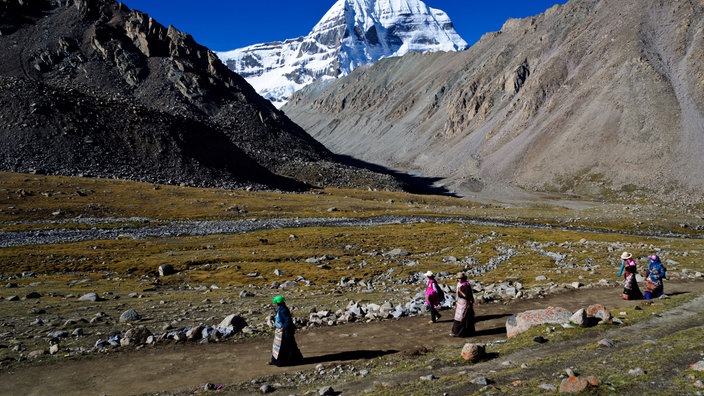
top-left (424, 271), bottom-right (443, 323)
top-left (451, 272), bottom-right (475, 337)
top-left (621, 264), bottom-right (643, 300)
top-left (269, 295), bottom-right (303, 367)
top-left (618, 251), bottom-right (637, 279)
top-left (644, 254), bottom-right (667, 299)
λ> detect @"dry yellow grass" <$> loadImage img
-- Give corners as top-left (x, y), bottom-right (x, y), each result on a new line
top-left (2, 171), bottom-right (703, 289)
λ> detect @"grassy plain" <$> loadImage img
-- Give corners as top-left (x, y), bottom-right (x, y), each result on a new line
top-left (0, 172), bottom-right (703, 394)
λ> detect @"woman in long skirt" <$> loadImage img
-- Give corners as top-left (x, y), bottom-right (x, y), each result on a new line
top-left (621, 265), bottom-right (643, 300)
top-left (452, 272), bottom-right (476, 337)
top-left (644, 254), bottom-right (667, 299)
top-left (270, 295), bottom-right (303, 366)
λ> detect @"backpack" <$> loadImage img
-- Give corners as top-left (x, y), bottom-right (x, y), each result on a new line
top-left (435, 282), bottom-right (445, 302)
top-left (425, 279), bottom-right (445, 305)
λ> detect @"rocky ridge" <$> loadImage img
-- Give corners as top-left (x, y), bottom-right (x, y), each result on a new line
top-left (0, 0), bottom-right (403, 191)
top-left (283, 0), bottom-right (704, 204)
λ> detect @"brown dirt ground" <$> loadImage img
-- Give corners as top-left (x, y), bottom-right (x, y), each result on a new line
top-left (1, 280), bottom-right (702, 396)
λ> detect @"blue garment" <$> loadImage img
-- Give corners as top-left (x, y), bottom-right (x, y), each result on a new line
top-left (275, 305), bottom-right (293, 331)
top-left (646, 259), bottom-right (667, 284)
top-left (271, 303), bottom-right (302, 366)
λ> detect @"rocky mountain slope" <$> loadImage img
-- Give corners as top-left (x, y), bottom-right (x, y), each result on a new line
top-left (0, 0), bottom-right (402, 191)
top-left (218, 0), bottom-right (467, 107)
top-left (282, 0), bottom-right (704, 204)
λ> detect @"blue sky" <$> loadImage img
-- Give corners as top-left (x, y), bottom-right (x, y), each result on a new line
top-left (120, 1), bottom-right (568, 52)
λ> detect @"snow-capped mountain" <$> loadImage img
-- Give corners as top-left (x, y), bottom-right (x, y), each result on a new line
top-left (217, 0), bottom-right (468, 107)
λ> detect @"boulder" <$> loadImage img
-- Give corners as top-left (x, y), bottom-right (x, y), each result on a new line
top-left (569, 308), bottom-right (587, 326)
top-left (559, 371), bottom-right (600, 393)
top-left (158, 264), bottom-right (175, 277)
top-left (279, 280), bottom-right (298, 289)
top-left (586, 304), bottom-right (612, 323)
top-left (461, 343), bottom-right (486, 361)
top-left (384, 248), bottom-right (408, 257)
top-left (78, 292), bottom-right (101, 302)
top-left (506, 307), bottom-right (573, 338)
top-left (119, 309), bottom-right (140, 323)
top-left (186, 325), bottom-right (204, 341)
top-left (28, 349), bottom-right (47, 359)
top-left (217, 314), bottom-right (247, 335)
top-left (124, 326), bottom-right (153, 345)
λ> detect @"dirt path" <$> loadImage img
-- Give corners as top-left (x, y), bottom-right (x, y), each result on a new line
top-left (1, 281), bottom-right (702, 396)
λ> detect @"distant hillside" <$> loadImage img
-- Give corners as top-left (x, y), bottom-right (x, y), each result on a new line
top-left (283, 0), bottom-right (704, 205)
top-left (0, 0), bottom-right (403, 191)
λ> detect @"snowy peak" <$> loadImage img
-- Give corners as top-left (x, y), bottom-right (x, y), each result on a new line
top-left (218, 0), bottom-right (467, 107)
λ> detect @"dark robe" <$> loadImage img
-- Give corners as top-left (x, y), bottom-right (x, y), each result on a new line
top-left (270, 304), bottom-right (303, 366)
top-left (452, 281), bottom-right (475, 337)
top-left (621, 273), bottom-right (643, 300)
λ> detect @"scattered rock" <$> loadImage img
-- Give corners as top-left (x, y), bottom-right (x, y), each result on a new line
top-left (119, 309), bottom-right (140, 323)
top-left (47, 330), bottom-right (69, 339)
top-left (585, 304), bottom-right (612, 323)
top-left (28, 349), bottom-right (47, 358)
top-left (78, 292), bottom-right (102, 302)
top-left (384, 248), bottom-right (408, 257)
top-left (628, 367), bottom-right (645, 376)
top-left (472, 376), bottom-right (490, 385)
top-left (569, 308), bottom-right (587, 326)
top-left (691, 360), bottom-right (704, 371)
top-left (597, 338), bottom-right (615, 348)
top-left (559, 370), bottom-right (600, 393)
top-left (506, 307), bottom-right (573, 338)
top-left (318, 385), bottom-right (336, 395)
top-left (124, 326), bottom-right (153, 345)
top-left (218, 314), bottom-right (247, 331)
top-left (461, 343), bottom-right (486, 361)
top-left (158, 264), bottom-right (175, 277)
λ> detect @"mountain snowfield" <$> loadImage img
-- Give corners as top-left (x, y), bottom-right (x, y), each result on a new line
top-left (217, 0), bottom-right (468, 107)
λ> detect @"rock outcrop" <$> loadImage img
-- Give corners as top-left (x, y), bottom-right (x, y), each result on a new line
top-left (283, 0), bottom-right (704, 204)
top-left (0, 0), bottom-right (403, 191)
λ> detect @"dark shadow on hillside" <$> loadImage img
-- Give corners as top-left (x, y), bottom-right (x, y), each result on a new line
top-left (335, 154), bottom-right (460, 197)
top-left (299, 349), bottom-right (398, 365)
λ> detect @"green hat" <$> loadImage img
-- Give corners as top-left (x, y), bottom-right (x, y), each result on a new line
top-left (272, 295), bottom-right (285, 304)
